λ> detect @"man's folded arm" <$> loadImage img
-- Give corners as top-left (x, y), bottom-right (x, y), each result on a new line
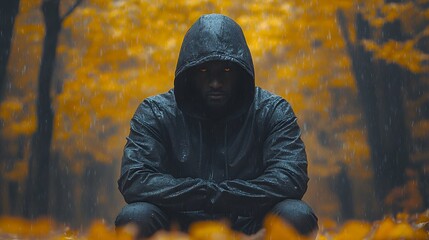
top-left (209, 99), bottom-right (309, 215)
top-left (117, 101), bottom-right (209, 212)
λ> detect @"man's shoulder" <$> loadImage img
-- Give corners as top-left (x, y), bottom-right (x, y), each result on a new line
top-left (253, 87), bottom-right (297, 125)
top-left (254, 87), bottom-right (287, 108)
top-left (142, 89), bottom-right (176, 108)
top-left (252, 87), bottom-right (295, 122)
top-left (135, 89), bottom-right (177, 118)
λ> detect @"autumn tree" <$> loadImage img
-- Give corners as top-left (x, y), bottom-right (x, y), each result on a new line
top-left (338, 0), bottom-right (429, 212)
top-left (0, 1), bottom-right (42, 216)
top-left (25, 0), bottom-right (82, 218)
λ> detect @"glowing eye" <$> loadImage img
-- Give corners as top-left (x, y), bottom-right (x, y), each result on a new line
top-left (200, 68), bottom-right (207, 72)
top-left (224, 68), bottom-right (231, 72)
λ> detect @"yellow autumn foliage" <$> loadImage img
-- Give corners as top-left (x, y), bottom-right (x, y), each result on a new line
top-left (0, 216), bottom-right (55, 238)
top-left (0, 99), bottom-right (23, 119)
top-left (3, 0), bottom-right (428, 225)
top-left (87, 220), bottom-right (133, 240)
top-left (333, 220), bottom-right (372, 240)
top-left (0, 1), bottom-right (425, 239)
top-left (381, 2), bottom-right (414, 22)
top-left (189, 221), bottom-right (240, 240)
top-left (0, 211), bottom-right (428, 239)
top-left (4, 0), bottom-right (370, 185)
top-left (264, 215), bottom-right (310, 240)
top-left (372, 217), bottom-right (428, 240)
top-left (362, 39), bottom-right (429, 73)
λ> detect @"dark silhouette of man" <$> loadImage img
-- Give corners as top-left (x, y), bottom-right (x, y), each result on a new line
top-left (115, 13), bottom-right (318, 238)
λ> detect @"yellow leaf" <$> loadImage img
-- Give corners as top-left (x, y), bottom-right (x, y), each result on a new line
top-left (333, 220), bottom-right (371, 240)
top-left (373, 217), bottom-right (396, 240)
top-left (389, 222), bottom-right (416, 239)
top-left (264, 214), bottom-right (310, 240)
top-left (189, 221), bottom-right (238, 240)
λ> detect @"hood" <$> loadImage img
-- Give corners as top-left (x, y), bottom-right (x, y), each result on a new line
top-left (174, 14), bottom-right (255, 120)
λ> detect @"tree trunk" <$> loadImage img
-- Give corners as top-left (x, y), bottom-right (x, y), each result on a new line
top-left (25, 0), bottom-right (61, 218)
top-left (0, 0), bottom-right (20, 215)
top-left (337, 11), bottom-right (412, 213)
top-left (0, 0), bottom-right (19, 101)
top-left (331, 164), bottom-right (354, 220)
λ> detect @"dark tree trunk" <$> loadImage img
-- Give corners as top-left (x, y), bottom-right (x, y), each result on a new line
top-left (331, 164), bottom-right (354, 220)
top-left (366, 17), bottom-right (411, 204)
top-left (337, 10), bottom-right (412, 213)
top-left (0, 0), bottom-right (19, 101)
top-left (50, 151), bottom-right (76, 224)
top-left (25, 0), bottom-right (61, 218)
top-left (24, 0), bottom-right (82, 218)
top-left (82, 161), bottom-right (106, 226)
top-left (0, 0), bottom-right (20, 215)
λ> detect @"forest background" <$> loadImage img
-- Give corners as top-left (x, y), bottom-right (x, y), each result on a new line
top-left (0, 0), bottom-right (428, 228)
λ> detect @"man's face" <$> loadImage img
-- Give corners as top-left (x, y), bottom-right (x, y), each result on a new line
top-left (191, 61), bottom-right (240, 110)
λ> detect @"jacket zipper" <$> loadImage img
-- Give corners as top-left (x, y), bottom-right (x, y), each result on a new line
top-left (209, 124), bottom-right (214, 180)
top-left (224, 123), bottom-right (229, 179)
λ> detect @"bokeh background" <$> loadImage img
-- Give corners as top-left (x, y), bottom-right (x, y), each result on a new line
top-left (0, 0), bottom-right (428, 228)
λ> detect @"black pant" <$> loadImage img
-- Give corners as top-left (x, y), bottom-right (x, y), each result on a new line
top-left (115, 199), bottom-right (318, 238)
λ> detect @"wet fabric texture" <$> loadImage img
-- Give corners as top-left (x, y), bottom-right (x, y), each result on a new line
top-left (117, 13), bottom-right (314, 235)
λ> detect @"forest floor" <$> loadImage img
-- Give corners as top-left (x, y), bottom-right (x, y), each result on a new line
top-left (0, 210), bottom-right (428, 239)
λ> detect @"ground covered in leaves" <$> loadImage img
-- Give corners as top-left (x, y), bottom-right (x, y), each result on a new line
top-left (0, 211), bottom-right (428, 239)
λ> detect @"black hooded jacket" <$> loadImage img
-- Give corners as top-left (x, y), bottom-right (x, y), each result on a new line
top-left (118, 14), bottom-right (308, 216)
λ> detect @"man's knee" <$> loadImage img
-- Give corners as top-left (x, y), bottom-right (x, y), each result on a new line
top-left (271, 199), bottom-right (318, 235)
top-left (115, 202), bottom-right (169, 237)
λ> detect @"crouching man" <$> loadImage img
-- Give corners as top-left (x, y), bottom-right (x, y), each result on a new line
top-left (116, 13), bottom-right (318, 238)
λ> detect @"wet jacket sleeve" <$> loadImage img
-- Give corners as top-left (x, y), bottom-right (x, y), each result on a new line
top-left (209, 99), bottom-right (308, 215)
top-left (117, 101), bottom-right (210, 211)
